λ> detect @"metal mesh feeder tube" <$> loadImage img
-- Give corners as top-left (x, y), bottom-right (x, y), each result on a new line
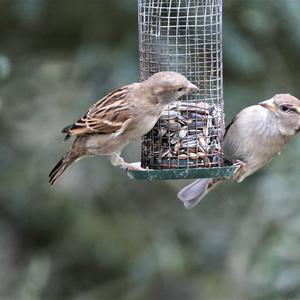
top-left (128, 0), bottom-right (238, 180)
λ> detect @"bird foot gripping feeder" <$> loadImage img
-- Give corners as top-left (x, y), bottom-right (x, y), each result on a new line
top-left (127, 0), bottom-right (238, 180)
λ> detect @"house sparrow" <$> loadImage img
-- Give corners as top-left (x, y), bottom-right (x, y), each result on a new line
top-left (178, 94), bottom-right (300, 209)
top-left (49, 71), bottom-right (199, 185)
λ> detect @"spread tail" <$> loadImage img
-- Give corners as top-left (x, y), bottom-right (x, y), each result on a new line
top-left (49, 152), bottom-right (77, 185)
top-left (177, 178), bottom-right (223, 209)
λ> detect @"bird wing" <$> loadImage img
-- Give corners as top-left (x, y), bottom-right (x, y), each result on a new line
top-left (224, 114), bottom-right (238, 138)
top-left (62, 86), bottom-right (133, 139)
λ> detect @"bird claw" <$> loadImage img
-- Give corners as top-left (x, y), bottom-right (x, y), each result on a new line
top-left (233, 159), bottom-right (246, 181)
top-left (233, 159), bottom-right (243, 169)
top-left (126, 162), bottom-right (145, 171)
top-left (125, 163), bottom-right (148, 179)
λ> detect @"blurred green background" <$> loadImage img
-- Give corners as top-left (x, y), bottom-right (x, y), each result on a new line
top-left (1, 0), bottom-right (300, 299)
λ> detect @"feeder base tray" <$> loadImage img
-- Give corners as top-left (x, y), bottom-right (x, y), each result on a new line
top-left (127, 165), bottom-right (239, 180)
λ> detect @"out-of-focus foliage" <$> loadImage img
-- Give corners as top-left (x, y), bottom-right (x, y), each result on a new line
top-left (1, 0), bottom-right (300, 299)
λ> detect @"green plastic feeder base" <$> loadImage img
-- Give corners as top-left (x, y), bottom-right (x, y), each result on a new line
top-left (127, 165), bottom-right (238, 180)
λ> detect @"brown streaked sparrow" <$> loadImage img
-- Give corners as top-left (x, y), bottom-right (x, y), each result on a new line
top-left (49, 71), bottom-right (199, 185)
top-left (178, 94), bottom-right (300, 209)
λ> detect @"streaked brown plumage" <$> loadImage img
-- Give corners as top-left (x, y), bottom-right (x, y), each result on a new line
top-left (178, 94), bottom-right (300, 209)
top-left (49, 71), bottom-right (199, 185)
top-left (62, 87), bottom-right (132, 139)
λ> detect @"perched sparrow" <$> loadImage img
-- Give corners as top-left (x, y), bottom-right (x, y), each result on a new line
top-left (49, 71), bottom-right (199, 185)
top-left (178, 94), bottom-right (300, 209)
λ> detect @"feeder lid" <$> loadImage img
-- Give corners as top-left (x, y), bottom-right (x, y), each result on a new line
top-left (127, 165), bottom-right (238, 180)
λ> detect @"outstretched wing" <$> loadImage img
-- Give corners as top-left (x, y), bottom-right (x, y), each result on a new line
top-left (62, 86), bottom-right (133, 140)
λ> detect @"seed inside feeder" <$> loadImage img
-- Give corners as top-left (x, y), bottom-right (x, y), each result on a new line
top-left (141, 101), bottom-right (223, 169)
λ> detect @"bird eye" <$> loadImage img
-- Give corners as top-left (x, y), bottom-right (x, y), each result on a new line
top-left (280, 104), bottom-right (290, 112)
top-left (177, 87), bottom-right (183, 92)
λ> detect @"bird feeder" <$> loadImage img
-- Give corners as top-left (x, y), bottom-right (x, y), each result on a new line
top-left (128, 0), bottom-right (237, 180)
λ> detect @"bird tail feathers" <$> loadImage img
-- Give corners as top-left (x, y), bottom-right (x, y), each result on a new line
top-left (177, 178), bottom-right (223, 209)
top-left (49, 152), bottom-right (77, 185)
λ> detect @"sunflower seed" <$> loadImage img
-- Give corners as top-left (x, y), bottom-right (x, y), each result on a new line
top-left (174, 142), bottom-right (181, 153)
top-left (189, 152), bottom-right (198, 160)
top-left (178, 131), bottom-right (187, 139)
top-left (199, 136), bottom-right (207, 147)
top-left (171, 133), bottom-right (180, 144)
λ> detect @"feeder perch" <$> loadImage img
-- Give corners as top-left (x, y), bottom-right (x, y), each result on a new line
top-left (127, 0), bottom-right (238, 180)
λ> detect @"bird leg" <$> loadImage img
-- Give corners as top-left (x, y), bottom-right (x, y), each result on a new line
top-left (110, 153), bottom-right (130, 169)
top-left (110, 153), bottom-right (145, 171)
top-left (232, 159), bottom-right (247, 182)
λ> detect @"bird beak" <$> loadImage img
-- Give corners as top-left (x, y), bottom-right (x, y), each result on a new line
top-left (259, 98), bottom-right (276, 112)
top-left (187, 82), bottom-right (200, 93)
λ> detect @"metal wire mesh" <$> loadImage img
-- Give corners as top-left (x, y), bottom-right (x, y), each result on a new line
top-left (139, 0), bottom-right (224, 170)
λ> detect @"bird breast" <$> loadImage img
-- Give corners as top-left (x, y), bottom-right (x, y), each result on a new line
top-left (223, 105), bottom-right (288, 175)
